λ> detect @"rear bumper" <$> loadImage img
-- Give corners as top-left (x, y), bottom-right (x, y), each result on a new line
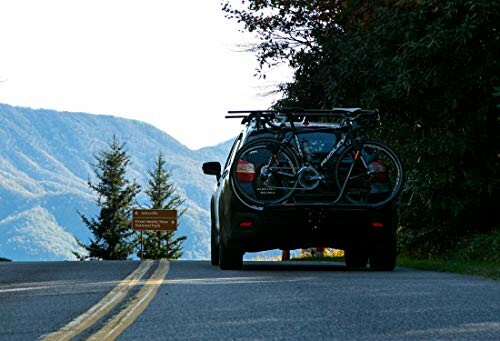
top-left (223, 203), bottom-right (396, 252)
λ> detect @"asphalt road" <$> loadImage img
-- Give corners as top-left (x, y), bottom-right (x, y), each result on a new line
top-left (0, 261), bottom-right (139, 340)
top-left (1, 260), bottom-right (499, 340)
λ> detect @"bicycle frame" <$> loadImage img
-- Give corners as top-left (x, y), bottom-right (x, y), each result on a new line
top-left (264, 125), bottom-right (369, 204)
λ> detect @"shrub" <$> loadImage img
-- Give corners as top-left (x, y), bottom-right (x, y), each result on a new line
top-left (455, 228), bottom-right (500, 263)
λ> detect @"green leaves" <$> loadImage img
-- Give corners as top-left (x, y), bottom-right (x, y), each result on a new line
top-left (222, 0), bottom-right (340, 75)
top-left (226, 0), bottom-right (500, 257)
top-left (494, 86), bottom-right (500, 108)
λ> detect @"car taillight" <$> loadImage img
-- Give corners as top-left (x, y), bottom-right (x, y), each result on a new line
top-left (236, 160), bottom-right (255, 182)
top-left (372, 222), bottom-right (384, 228)
top-left (369, 160), bottom-right (389, 183)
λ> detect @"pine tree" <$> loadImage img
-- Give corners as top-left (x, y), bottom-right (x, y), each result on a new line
top-left (139, 152), bottom-right (187, 260)
top-left (79, 135), bottom-right (141, 260)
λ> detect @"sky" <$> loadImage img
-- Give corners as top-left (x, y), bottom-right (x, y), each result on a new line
top-left (0, 0), bottom-right (293, 149)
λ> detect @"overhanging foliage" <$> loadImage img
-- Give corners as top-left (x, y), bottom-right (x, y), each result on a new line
top-left (224, 0), bottom-right (499, 256)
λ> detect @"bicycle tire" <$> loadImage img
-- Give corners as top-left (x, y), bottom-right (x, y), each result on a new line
top-left (334, 139), bottom-right (403, 207)
top-left (230, 138), bottom-right (299, 208)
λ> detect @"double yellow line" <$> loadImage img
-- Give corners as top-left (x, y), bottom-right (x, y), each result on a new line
top-left (42, 260), bottom-right (169, 341)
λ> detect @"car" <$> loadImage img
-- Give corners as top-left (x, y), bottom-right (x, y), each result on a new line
top-left (203, 109), bottom-right (400, 270)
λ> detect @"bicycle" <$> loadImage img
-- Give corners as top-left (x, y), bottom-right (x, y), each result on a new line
top-left (226, 108), bottom-right (403, 209)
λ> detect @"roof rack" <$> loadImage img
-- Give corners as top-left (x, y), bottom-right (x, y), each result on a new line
top-left (225, 107), bottom-right (369, 119)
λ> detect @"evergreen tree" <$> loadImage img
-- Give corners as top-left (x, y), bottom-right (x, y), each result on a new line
top-left (139, 152), bottom-right (187, 260)
top-left (79, 135), bottom-right (141, 260)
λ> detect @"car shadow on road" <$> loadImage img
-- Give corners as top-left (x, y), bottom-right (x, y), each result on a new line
top-left (241, 261), bottom-right (370, 272)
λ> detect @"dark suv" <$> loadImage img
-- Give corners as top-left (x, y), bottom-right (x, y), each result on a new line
top-left (203, 110), bottom-right (399, 270)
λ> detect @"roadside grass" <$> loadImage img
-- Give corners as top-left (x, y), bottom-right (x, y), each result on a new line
top-left (398, 228), bottom-right (500, 280)
top-left (287, 248), bottom-right (499, 280)
top-left (397, 256), bottom-right (500, 280)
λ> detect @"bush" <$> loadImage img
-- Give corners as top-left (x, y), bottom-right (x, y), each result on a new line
top-left (454, 228), bottom-right (500, 263)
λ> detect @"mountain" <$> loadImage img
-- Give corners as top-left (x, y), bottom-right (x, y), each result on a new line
top-left (0, 207), bottom-right (85, 261)
top-left (0, 103), bottom-right (233, 261)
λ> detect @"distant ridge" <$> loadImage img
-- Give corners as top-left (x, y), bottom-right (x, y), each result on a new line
top-left (0, 206), bottom-right (84, 261)
top-left (0, 103), bottom-right (232, 260)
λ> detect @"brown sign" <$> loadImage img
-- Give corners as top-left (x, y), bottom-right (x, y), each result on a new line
top-left (132, 209), bottom-right (177, 231)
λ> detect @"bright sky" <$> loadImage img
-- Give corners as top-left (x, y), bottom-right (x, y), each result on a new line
top-left (0, 0), bottom-right (292, 149)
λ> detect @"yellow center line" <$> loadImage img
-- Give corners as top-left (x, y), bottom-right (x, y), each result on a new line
top-left (41, 260), bottom-right (153, 341)
top-left (87, 260), bottom-right (170, 341)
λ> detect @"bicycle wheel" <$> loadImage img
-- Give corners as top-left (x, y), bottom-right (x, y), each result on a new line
top-left (334, 139), bottom-right (403, 207)
top-left (231, 139), bottom-right (299, 208)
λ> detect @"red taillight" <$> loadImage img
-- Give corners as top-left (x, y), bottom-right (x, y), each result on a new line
top-left (372, 222), bottom-right (384, 228)
top-left (236, 160), bottom-right (255, 182)
top-left (239, 221), bottom-right (253, 228)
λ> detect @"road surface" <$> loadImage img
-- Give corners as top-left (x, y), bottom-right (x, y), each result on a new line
top-left (0, 260), bottom-right (499, 340)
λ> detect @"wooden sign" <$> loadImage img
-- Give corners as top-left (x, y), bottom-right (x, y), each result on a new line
top-left (132, 209), bottom-right (177, 231)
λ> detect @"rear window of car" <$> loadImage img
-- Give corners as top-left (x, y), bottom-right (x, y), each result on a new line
top-left (245, 127), bottom-right (338, 155)
top-left (295, 131), bottom-right (337, 154)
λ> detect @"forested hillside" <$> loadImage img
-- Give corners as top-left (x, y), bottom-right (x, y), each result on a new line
top-left (0, 103), bottom-right (232, 260)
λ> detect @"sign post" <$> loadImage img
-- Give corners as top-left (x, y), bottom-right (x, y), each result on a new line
top-left (132, 209), bottom-right (178, 260)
